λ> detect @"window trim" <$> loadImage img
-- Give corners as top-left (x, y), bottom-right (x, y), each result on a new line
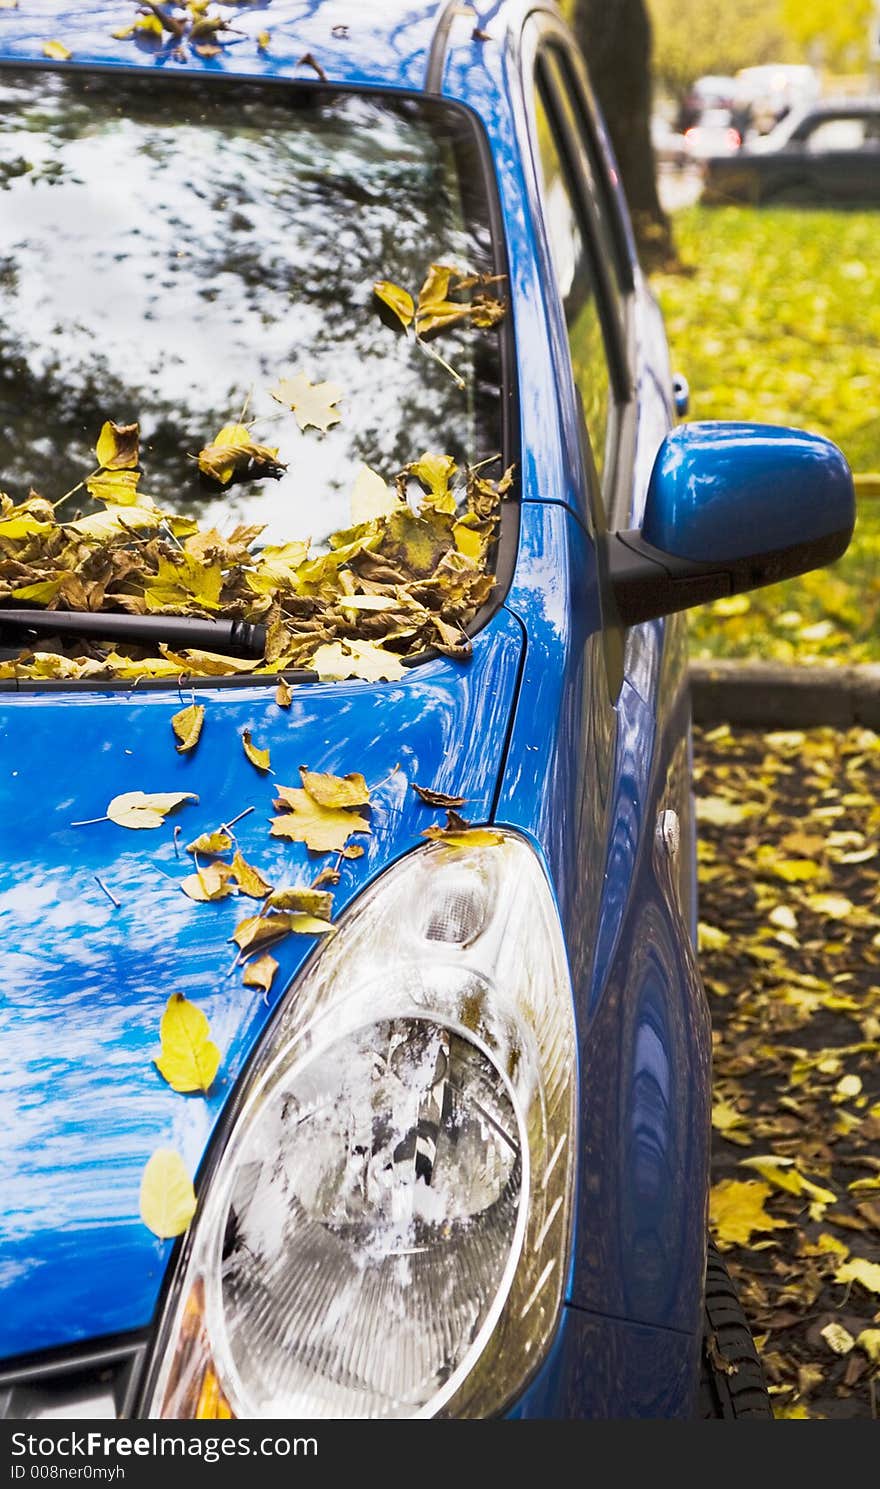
top-left (0, 60), bottom-right (520, 693)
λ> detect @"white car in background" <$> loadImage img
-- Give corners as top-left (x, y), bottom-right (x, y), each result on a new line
top-left (683, 108), bottom-right (742, 161)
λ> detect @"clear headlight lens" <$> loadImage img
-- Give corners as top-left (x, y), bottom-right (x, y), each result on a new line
top-left (145, 831), bottom-right (576, 1419)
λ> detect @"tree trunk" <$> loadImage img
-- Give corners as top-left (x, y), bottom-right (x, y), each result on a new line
top-left (572, 0), bottom-right (676, 269)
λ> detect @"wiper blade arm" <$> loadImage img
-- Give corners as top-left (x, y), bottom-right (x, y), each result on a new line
top-left (0, 609), bottom-right (267, 659)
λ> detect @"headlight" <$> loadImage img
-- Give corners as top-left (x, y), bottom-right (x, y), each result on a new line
top-left (143, 830), bottom-right (576, 1419)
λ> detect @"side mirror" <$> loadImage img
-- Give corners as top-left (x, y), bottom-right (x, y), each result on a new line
top-left (608, 421), bottom-right (855, 628)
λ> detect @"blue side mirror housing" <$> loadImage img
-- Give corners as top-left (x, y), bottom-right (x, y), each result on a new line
top-left (608, 422), bottom-right (855, 628)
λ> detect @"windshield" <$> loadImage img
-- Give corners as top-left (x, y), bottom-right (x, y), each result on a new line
top-left (0, 70), bottom-right (502, 546)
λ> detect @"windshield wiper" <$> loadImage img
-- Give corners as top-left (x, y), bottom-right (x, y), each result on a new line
top-left (0, 609), bottom-right (267, 659)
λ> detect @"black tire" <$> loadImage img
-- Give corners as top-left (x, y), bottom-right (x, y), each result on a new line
top-left (697, 1238), bottom-right (773, 1418)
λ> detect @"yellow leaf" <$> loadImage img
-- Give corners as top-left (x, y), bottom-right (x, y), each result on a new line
top-left (264, 887), bottom-right (333, 919)
top-left (709, 1179), bottom-right (789, 1248)
top-left (769, 905), bottom-right (798, 932)
top-left (68, 504), bottom-right (162, 540)
top-left (180, 863), bottom-right (234, 902)
top-left (95, 419), bottom-right (139, 470)
top-left (711, 1100), bottom-right (751, 1145)
top-left (230, 850), bottom-right (273, 900)
top-left (232, 910), bottom-right (332, 951)
top-left (771, 859), bottom-right (822, 883)
top-left (241, 728), bottom-right (271, 773)
top-left (408, 452), bottom-right (458, 511)
top-left (0, 514), bottom-right (53, 540)
top-left (43, 40), bottom-right (72, 61)
top-left (855, 1329), bottom-right (880, 1363)
top-left (373, 279), bottom-right (415, 330)
top-left (805, 893), bottom-right (853, 920)
top-left (256, 30), bottom-right (271, 49)
top-left (452, 520), bottom-right (484, 560)
top-left (275, 678), bottom-right (292, 708)
top-left (11, 578), bottom-right (64, 604)
top-left (712, 594), bottom-right (751, 617)
top-left (299, 767), bottom-right (370, 810)
top-left (820, 1322), bottom-right (855, 1355)
top-left (833, 1073), bottom-right (862, 1102)
top-left (197, 423), bottom-right (285, 485)
top-left (696, 796), bottom-right (755, 827)
top-left (350, 464), bottom-right (402, 523)
top-left (309, 639), bottom-right (407, 683)
top-left (834, 1258), bottom-right (880, 1295)
top-left (185, 828), bottom-right (233, 858)
top-left (739, 1155), bottom-right (837, 1212)
top-left (242, 953), bottom-right (278, 992)
top-left (774, 1402), bottom-right (810, 1419)
top-left (270, 373), bottom-right (343, 433)
top-left (86, 469), bottom-right (143, 506)
top-left (698, 922), bottom-right (730, 952)
top-left (171, 703), bottom-right (204, 754)
top-left (106, 790), bottom-right (198, 829)
top-left (270, 788), bottom-right (371, 854)
top-left (154, 993), bottom-right (220, 1094)
top-left (139, 1149), bottom-right (197, 1239)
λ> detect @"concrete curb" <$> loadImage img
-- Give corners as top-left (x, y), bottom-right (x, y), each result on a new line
top-left (689, 660), bottom-right (880, 729)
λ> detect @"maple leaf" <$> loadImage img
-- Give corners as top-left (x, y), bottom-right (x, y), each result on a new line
top-left (834, 1257), bottom-right (880, 1295)
top-left (171, 702), bottom-right (204, 754)
top-left (139, 1149), bottom-right (197, 1239)
top-left (242, 952), bottom-right (278, 993)
top-left (95, 419), bottom-right (139, 471)
top-left (106, 790), bottom-right (198, 829)
top-left (709, 1179), bottom-right (790, 1248)
top-left (154, 993), bottom-right (220, 1094)
top-left (271, 786), bottom-right (370, 854)
top-left (197, 423), bottom-right (286, 485)
top-left (270, 373), bottom-right (343, 433)
top-left (241, 728), bottom-right (271, 773)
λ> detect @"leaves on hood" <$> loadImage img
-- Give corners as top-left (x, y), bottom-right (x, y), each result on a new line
top-left (171, 703), bottom-right (205, 754)
top-left (242, 952), bottom-right (278, 993)
top-left (197, 423), bottom-right (286, 486)
top-left (263, 886), bottom-right (334, 919)
top-left (43, 40), bottom-right (72, 60)
top-left (412, 783), bottom-right (467, 808)
top-left (270, 373), bottom-right (343, 433)
top-left (180, 862), bottom-right (234, 902)
top-left (274, 677), bottom-right (293, 708)
top-left (154, 993), bottom-right (220, 1094)
top-left (350, 464), bottom-right (403, 524)
top-left (241, 728), bottom-right (271, 773)
top-left (297, 767), bottom-right (370, 810)
top-left (232, 909), bottom-right (332, 952)
top-left (106, 790), bottom-right (198, 829)
top-left (229, 850), bottom-right (273, 900)
top-left (271, 768), bottom-right (371, 854)
top-left (185, 827), bottom-right (233, 857)
top-left (140, 1148), bottom-right (197, 1239)
top-left (420, 809), bottom-right (504, 849)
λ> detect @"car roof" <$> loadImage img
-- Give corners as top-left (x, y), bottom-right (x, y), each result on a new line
top-left (0, 1), bottom-right (474, 93)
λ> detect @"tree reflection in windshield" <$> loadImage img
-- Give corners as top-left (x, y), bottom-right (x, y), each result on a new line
top-left (0, 71), bottom-right (501, 544)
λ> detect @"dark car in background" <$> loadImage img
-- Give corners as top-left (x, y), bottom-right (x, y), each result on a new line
top-left (702, 99), bottom-right (880, 206)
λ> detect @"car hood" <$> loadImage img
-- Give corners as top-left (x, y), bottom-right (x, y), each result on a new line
top-left (0, 612), bottom-right (522, 1359)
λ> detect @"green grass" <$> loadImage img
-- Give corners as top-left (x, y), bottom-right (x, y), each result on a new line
top-left (651, 205), bottom-right (880, 662)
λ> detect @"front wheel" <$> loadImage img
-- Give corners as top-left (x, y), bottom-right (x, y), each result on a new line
top-left (698, 1238), bottom-right (773, 1418)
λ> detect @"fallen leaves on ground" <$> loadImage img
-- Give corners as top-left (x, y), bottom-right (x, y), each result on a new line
top-left (696, 724), bottom-right (880, 1419)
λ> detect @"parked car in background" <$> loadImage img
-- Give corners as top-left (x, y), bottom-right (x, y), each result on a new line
top-left (0, 0), bottom-right (855, 1423)
top-left (684, 107), bottom-right (742, 162)
top-left (702, 98), bottom-right (880, 205)
top-left (676, 73), bottom-right (737, 131)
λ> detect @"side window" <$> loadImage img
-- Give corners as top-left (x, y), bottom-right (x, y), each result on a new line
top-left (805, 117), bottom-right (867, 152)
top-left (532, 73), bottom-right (614, 492)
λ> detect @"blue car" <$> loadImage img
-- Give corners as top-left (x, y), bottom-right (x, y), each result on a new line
top-left (0, 2), bottom-right (854, 1421)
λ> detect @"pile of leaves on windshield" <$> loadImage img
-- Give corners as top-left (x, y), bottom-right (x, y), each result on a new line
top-left (0, 408), bottom-right (511, 684)
top-left (696, 724), bottom-right (880, 1419)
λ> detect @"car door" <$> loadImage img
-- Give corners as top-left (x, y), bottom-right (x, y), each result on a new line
top-left (519, 12), bottom-right (711, 1356)
top-left (801, 113), bottom-right (875, 201)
